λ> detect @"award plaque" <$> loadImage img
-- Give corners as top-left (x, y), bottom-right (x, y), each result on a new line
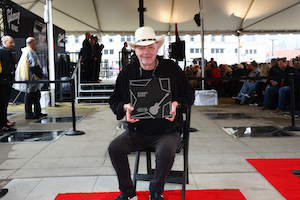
top-left (130, 78), bottom-right (172, 119)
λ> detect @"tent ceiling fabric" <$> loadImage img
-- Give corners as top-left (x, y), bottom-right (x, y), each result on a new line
top-left (11, 0), bottom-right (300, 36)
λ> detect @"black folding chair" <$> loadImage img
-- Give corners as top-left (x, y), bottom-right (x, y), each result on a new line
top-left (133, 106), bottom-right (191, 200)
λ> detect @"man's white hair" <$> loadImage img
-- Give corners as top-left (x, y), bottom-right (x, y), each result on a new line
top-left (1, 35), bottom-right (13, 44)
top-left (26, 37), bottom-right (35, 45)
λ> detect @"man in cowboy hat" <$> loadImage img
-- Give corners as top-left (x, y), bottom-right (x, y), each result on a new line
top-left (108, 26), bottom-right (194, 200)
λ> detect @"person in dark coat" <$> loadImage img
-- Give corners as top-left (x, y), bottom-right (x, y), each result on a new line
top-left (108, 26), bottom-right (194, 200)
top-left (82, 32), bottom-right (93, 81)
top-left (0, 35), bottom-right (17, 132)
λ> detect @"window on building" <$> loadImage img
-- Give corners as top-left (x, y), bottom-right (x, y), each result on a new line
top-left (132, 36), bottom-right (135, 42)
top-left (235, 48), bottom-right (238, 53)
top-left (221, 35), bottom-right (225, 42)
top-left (104, 59), bottom-right (109, 63)
top-left (65, 36), bottom-right (68, 44)
top-left (75, 36), bottom-right (79, 43)
top-left (216, 48), bottom-right (219, 53)
top-left (104, 49), bottom-right (108, 54)
top-left (190, 36), bottom-right (194, 42)
top-left (254, 49), bottom-right (257, 54)
top-left (211, 35), bottom-right (215, 42)
top-left (250, 49), bottom-right (253, 54)
top-left (211, 48), bottom-right (215, 53)
top-left (195, 48), bottom-right (199, 53)
top-left (245, 50), bottom-right (248, 54)
top-left (126, 35), bottom-right (131, 42)
top-left (121, 36), bottom-right (125, 42)
top-left (220, 48), bottom-right (224, 53)
top-left (109, 36), bottom-right (114, 42)
top-left (110, 49), bottom-right (114, 54)
top-left (190, 48), bottom-right (194, 53)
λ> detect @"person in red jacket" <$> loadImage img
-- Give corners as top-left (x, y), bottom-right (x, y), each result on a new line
top-left (207, 62), bottom-right (221, 90)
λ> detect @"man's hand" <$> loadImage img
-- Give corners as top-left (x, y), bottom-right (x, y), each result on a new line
top-left (271, 81), bottom-right (278, 86)
top-left (123, 103), bottom-right (139, 123)
top-left (166, 101), bottom-right (178, 122)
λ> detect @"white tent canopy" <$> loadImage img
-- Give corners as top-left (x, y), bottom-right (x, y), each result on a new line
top-left (11, 0), bottom-right (300, 36)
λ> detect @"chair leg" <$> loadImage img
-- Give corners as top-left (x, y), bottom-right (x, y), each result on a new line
top-left (133, 151), bottom-right (140, 190)
top-left (181, 141), bottom-right (189, 200)
top-left (146, 151), bottom-right (152, 174)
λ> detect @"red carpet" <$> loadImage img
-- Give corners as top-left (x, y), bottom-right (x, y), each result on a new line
top-left (55, 189), bottom-right (246, 200)
top-left (247, 158), bottom-right (300, 200)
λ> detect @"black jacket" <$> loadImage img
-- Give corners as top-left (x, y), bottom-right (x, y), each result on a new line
top-left (82, 39), bottom-right (92, 60)
top-left (0, 46), bottom-right (15, 81)
top-left (109, 57), bottom-right (195, 134)
top-left (269, 65), bottom-right (282, 86)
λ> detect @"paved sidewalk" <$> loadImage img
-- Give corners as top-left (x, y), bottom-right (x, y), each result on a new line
top-left (0, 101), bottom-right (299, 200)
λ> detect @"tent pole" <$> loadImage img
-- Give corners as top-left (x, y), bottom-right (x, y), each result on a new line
top-left (238, 35), bottom-right (241, 64)
top-left (138, 0), bottom-right (145, 27)
top-left (45, 0), bottom-right (55, 107)
top-left (200, 0), bottom-right (205, 90)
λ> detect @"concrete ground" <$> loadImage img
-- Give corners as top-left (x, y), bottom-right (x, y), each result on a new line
top-left (0, 98), bottom-right (299, 200)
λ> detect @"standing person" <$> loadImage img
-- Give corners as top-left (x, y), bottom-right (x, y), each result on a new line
top-left (82, 32), bottom-right (93, 81)
top-left (14, 37), bottom-right (47, 119)
top-left (109, 26), bottom-right (194, 200)
top-left (92, 36), bottom-right (103, 82)
top-left (121, 42), bottom-right (132, 70)
top-left (0, 35), bottom-right (16, 132)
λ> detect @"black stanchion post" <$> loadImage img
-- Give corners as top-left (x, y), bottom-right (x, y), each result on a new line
top-left (65, 78), bottom-right (85, 135)
top-left (283, 73), bottom-right (300, 131)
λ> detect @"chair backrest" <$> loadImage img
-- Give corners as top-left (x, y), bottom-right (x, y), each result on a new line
top-left (177, 106), bottom-right (191, 152)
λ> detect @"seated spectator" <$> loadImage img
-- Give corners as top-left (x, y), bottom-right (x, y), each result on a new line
top-left (232, 61), bottom-right (261, 104)
top-left (184, 65), bottom-right (193, 76)
top-left (294, 61), bottom-right (300, 74)
top-left (220, 64), bottom-right (233, 97)
top-left (241, 63), bottom-right (270, 105)
top-left (254, 59), bottom-right (281, 106)
top-left (206, 62), bottom-right (221, 92)
top-left (191, 64), bottom-right (201, 88)
top-left (258, 57), bottom-right (298, 114)
top-left (230, 64), bottom-right (248, 95)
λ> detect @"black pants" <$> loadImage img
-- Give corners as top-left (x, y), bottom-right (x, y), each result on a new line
top-left (108, 129), bottom-right (181, 197)
top-left (256, 81), bottom-right (267, 104)
top-left (25, 90), bottom-right (41, 117)
top-left (0, 81), bottom-right (12, 127)
top-left (83, 60), bottom-right (93, 81)
top-left (92, 60), bottom-right (100, 81)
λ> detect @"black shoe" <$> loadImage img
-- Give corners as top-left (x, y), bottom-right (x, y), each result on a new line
top-left (26, 115), bottom-right (40, 119)
top-left (35, 113), bottom-right (48, 117)
top-left (149, 192), bottom-right (163, 200)
top-left (0, 188), bottom-right (8, 198)
top-left (115, 193), bottom-right (137, 200)
top-left (1, 125), bottom-right (17, 132)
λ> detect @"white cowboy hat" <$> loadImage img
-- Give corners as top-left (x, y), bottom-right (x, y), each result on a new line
top-left (129, 26), bottom-right (165, 48)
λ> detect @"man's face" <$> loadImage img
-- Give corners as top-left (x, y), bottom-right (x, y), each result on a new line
top-left (31, 40), bottom-right (36, 50)
top-left (278, 60), bottom-right (287, 70)
top-left (135, 43), bottom-right (159, 69)
top-left (250, 65), bottom-right (256, 71)
top-left (4, 38), bottom-right (14, 50)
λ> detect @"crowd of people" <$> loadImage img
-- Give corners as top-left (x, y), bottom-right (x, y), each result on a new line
top-left (185, 57), bottom-right (300, 115)
top-left (80, 32), bottom-right (104, 82)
